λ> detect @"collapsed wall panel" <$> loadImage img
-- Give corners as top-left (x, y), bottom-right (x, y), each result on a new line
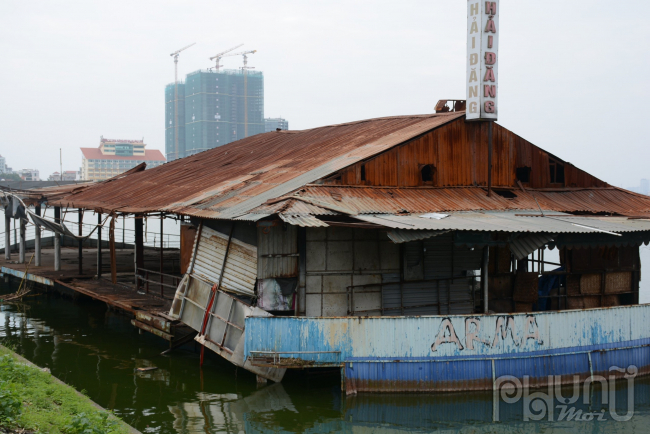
top-left (170, 224), bottom-right (285, 382)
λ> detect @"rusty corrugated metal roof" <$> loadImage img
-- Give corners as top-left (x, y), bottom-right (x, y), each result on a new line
top-left (254, 185), bottom-right (650, 216)
top-left (45, 112), bottom-right (465, 216)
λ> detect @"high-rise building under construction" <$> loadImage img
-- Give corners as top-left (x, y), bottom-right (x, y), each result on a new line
top-left (165, 69), bottom-right (264, 161)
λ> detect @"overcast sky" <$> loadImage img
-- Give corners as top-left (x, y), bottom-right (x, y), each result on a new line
top-left (0, 0), bottom-right (648, 187)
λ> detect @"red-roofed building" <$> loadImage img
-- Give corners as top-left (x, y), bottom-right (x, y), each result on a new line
top-left (81, 137), bottom-right (166, 181)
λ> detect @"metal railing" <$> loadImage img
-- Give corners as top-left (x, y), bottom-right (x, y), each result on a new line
top-left (248, 350), bottom-right (342, 367)
top-left (0, 211), bottom-right (182, 250)
top-left (135, 268), bottom-right (181, 300)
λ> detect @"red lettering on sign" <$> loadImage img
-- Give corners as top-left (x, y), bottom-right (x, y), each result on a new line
top-left (488, 35), bottom-right (493, 49)
top-left (485, 101), bottom-right (496, 113)
top-left (485, 18), bottom-right (497, 33)
top-left (484, 68), bottom-right (496, 82)
top-left (485, 52), bottom-right (496, 65)
top-left (485, 2), bottom-right (497, 15)
top-left (484, 85), bottom-right (496, 98)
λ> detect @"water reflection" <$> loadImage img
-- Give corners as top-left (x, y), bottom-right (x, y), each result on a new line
top-left (1, 280), bottom-right (649, 433)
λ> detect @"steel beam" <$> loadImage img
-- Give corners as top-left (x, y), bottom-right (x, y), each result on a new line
top-left (54, 207), bottom-right (61, 271)
top-left (4, 208), bottom-right (10, 260)
top-left (34, 204), bottom-right (41, 266)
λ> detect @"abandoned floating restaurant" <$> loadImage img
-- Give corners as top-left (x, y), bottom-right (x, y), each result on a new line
top-left (13, 107), bottom-right (650, 393)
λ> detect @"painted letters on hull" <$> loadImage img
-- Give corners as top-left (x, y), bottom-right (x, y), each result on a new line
top-left (467, 0), bottom-right (499, 120)
top-left (246, 304), bottom-right (650, 392)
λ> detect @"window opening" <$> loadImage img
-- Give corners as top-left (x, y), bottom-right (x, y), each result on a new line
top-left (421, 165), bottom-right (434, 183)
top-left (516, 166), bottom-right (531, 183)
top-left (549, 159), bottom-right (565, 184)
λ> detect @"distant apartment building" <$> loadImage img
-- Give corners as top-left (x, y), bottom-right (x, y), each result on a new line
top-left (17, 169), bottom-right (40, 181)
top-left (0, 155), bottom-right (6, 173)
top-left (165, 69), bottom-right (264, 161)
top-left (641, 179), bottom-right (649, 196)
top-left (81, 137), bottom-right (165, 181)
top-left (264, 117), bottom-right (289, 132)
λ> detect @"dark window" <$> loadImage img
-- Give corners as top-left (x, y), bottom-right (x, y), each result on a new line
top-left (516, 166), bottom-right (531, 183)
top-left (421, 165), bottom-right (434, 183)
top-left (549, 159), bottom-right (565, 184)
top-left (360, 164), bottom-right (366, 181)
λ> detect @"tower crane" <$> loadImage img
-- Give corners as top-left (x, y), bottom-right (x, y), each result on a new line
top-left (223, 50), bottom-right (257, 138)
top-left (209, 43), bottom-right (244, 71)
top-left (170, 42), bottom-right (195, 161)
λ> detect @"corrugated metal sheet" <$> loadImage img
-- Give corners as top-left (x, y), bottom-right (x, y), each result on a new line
top-left (192, 226), bottom-right (257, 296)
top-left (257, 224), bottom-right (298, 278)
top-left (244, 303), bottom-right (650, 392)
top-left (233, 213), bottom-right (271, 221)
top-left (42, 112), bottom-right (465, 216)
top-left (279, 214), bottom-right (329, 227)
top-left (254, 185), bottom-right (650, 216)
top-left (171, 275), bottom-right (286, 382)
top-left (509, 233), bottom-right (555, 260)
top-left (353, 212), bottom-right (650, 234)
top-left (386, 229), bottom-right (448, 243)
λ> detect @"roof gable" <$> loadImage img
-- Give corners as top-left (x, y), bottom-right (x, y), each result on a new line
top-left (52, 112), bottom-right (465, 215)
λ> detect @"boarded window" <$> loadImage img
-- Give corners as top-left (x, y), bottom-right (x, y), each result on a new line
top-left (549, 158), bottom-right (565, 184)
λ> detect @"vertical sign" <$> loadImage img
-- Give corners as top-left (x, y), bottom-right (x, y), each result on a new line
top-left (466, 0), bottom-right (499, 121)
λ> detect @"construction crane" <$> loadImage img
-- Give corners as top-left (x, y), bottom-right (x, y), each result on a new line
top-left (170, 43), bottom-right (196, 161)
top-left (223, 50), bottom-right (257, 138)
top-left (209, 43), bottom-right (244, 71)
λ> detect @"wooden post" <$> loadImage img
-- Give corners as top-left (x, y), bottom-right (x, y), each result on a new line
top-left (54, 207), bottom-right (61, 272)
top-left (160, 214), bottom-right (164, 295)
top-left (4, 208), bottom-right (10, 260)
top-left (19, 218), bottom-right (25, 263)
top-left (109, 215), bottom-right (117, 284)
top-left (97, 213), bottom-right (102, 278)
top-left (134, 215), bottom-right (144, 290)
top-left (78, 209), bottom-right (83, 275)
top-left (482, 246), bottom-right (489, 313)
top-left (34, 204), bottom-right (41, 266)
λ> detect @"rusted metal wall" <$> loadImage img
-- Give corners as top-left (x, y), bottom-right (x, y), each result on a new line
top-left (179, 223), bottom-right (197, 274)
top-left (305, 227), bottom-right (400, 316)
top-left (245, 304), bottom-right (650, 393)
top-left (257, 222), bottom-right (298, 279)
top-left (333, 119), bottom-right (605, 189)
top-left (386, 233), bottom-right (482, 315)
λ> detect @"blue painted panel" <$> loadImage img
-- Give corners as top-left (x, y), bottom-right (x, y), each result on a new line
top-left (245, 305), bottom-right (650, 392)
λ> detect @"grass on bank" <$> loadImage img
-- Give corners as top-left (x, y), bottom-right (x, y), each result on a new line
top-left (0, 346), bottom-right (131, 434)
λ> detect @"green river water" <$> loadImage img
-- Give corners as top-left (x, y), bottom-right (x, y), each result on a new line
top-left (1, 277), bottom-right (649, 433)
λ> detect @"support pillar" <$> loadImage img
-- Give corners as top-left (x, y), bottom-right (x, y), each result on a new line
top-left (34, 204), bottom-right (41, 266)
top-left (54, 207), bottom-right (61, 272)
top-left (78, 209), bottom-right (83, 275)
top-left (482, 246), bottom-right (489, 313)
top-left (135, 215), bottom-right (144, 290)
top-left (160, 214), bottom-right (164, 295)
top-left (97, 213), bottom-right (102, 278)
top-left (19, 218), bottom-right (25, 263)
top-left (4, 208), bottom-right (10, 260)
